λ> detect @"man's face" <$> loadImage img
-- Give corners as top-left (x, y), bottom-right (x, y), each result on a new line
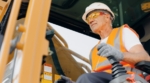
top-left (86, 11), bottom-right (109, 34)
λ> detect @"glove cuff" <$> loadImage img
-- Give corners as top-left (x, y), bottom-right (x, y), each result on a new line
top-left (119, 53), bottom-right (124, 61)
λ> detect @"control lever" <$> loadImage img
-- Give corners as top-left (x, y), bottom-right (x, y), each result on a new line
top-left (107, 56), bottom-right (148, 83)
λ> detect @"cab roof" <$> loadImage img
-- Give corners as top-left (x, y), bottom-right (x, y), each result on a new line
top-left (49, 0), bottom-right (150, 39)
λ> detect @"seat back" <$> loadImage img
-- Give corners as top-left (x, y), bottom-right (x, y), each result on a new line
top-left (45, 24), bottom-right (87, 82)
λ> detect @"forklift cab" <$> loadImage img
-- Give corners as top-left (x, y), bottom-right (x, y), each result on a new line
top-left (0, 0), bottom-right (150, 83)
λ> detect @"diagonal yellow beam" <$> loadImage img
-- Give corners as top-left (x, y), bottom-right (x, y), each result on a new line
top-left (0, 0), bottom-right (11, 22)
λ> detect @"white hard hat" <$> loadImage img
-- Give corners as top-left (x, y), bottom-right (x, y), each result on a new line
top-left (82, 2), bottom-right (115, 23)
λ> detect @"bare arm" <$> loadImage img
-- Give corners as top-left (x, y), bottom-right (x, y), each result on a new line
top-left (123, 44), bottom-right (150, 65)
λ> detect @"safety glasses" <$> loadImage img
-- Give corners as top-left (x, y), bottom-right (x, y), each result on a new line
top-left (86, 11), bottom-right (105, 24)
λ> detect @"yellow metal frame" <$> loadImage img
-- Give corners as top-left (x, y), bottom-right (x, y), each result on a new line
top-left (141, 2), bottom-right (150, 12)
top-left (0, 0), bottom-right (11, 22)
top-left (0, 0), bottom-right (51, 83)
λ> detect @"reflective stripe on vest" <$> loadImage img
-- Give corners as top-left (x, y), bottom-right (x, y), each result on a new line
top-left (95, 27), bottom-right (121, 69)
top-left (90, 24), bottom-right (142, 74)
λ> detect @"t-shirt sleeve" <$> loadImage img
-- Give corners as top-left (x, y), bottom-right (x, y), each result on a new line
top-left (122, 27), bottom-right (141, 51)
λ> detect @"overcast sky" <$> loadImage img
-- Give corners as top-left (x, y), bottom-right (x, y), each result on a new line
top-left (50, 23), bottom-right (99, 70)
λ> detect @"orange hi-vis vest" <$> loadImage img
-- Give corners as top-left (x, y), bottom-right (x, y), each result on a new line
top-left (90, 24), bottom-right (142, 75)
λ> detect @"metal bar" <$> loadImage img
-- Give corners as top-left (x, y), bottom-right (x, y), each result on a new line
top-left (31, 0), bottom-right (51, 82)
top-left (0, 0), bottom-right (22, 82)
top-left (16, 0), bottom-right (51, 82)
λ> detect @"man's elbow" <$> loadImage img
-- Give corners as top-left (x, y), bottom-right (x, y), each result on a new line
top-left (139, 51), bottom-right (150, 62)
top-left (134, 51), bottom-right (150, 64)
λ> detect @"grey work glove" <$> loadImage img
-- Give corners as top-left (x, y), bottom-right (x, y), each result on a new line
top-left (97, 43), bottom-right (124, 61)
top-left (55, 75), bottom-right (75, 83)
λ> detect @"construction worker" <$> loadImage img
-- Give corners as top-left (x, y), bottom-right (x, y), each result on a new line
top-left (55, 2), bottom-right (150, 83)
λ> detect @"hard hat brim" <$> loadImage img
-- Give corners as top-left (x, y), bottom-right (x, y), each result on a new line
top-left (82, 8), bottom-right (115, 24)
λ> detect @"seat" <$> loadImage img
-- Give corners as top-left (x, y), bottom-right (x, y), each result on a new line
top-left (44, 23), bottom-right (91, 82)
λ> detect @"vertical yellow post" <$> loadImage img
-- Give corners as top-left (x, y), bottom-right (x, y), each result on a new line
top-left (16, 0), bottom-right (51, 83)
top-left (0, 0), bottom-right (22, 82)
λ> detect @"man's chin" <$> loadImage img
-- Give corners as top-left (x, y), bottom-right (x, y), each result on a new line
top-left (91, 29), bottom-right (99, 34)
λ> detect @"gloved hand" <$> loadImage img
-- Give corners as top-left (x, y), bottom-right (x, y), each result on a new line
top-left (55, 75), bottom-right (75, 83)
top-left (97, 43), bottom-right (124, 61)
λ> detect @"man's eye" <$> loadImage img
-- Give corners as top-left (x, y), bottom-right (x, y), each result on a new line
top-left (93, 15), bottom-right (97, 18)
